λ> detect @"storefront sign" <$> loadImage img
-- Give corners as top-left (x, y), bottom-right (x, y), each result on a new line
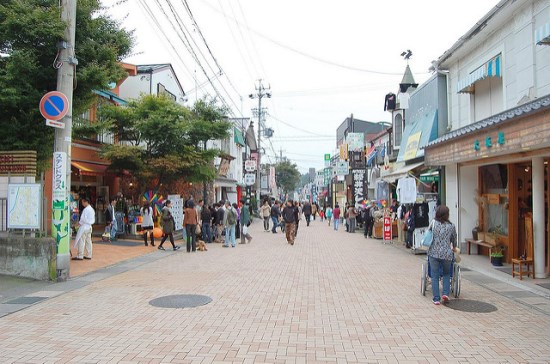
top-left (347, 133), bottom-right (364, 152)
top-left (52, 152), bottom-right (67, 210)
top-left (0, 151), bottom-right (37, 176)
top-left (324, 168), bottom-right (332, 185)
top-left (404, 132), bottom-right (422, 160)
top-left (244, 173), bottom-right (256, 186)
top-left (383, 216), bottom-right (392, 241)
top-left (351, 169), bottom-right (366, 205)
top-left (324, 153), bottom-right (331, 167)
top-left (339, 143), bottom-right (348, 160)
top-left (218, 158), bottom-right (231, 177)
top-left (244, 159), bottom-right (256, 172)
top-left (335, 161), bottom-right (349, 176)
top-left (474, 132), bottom-right (505, 151)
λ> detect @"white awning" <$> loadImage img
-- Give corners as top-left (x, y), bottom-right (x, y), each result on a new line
top-left (457, 54), bottom-right (501, 93)
top-left (381, 162), bottom-right (424, 182)
top-left (536, 22), bottom-right (550, 45)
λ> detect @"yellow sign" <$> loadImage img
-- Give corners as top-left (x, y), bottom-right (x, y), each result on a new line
top-left (339, 143), bottom-right (348, 160)
top-left (404, 132), bottom-right (421, 160)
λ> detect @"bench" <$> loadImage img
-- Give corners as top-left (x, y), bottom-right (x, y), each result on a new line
top-left (465, 239), bottom-right (495, 260)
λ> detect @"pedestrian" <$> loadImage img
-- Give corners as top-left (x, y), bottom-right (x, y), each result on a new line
top-left (348, 204), bottom-right (357, 233)
top-left (282, 200), bottom-right (297, 245)
top-left (240, 199), bottom-right (253, 243)
top-left (333, 204), bottom-right (341, 230)
top-left (140, 201), bottom-right (155, 246)
top-left (303, 201), bottom-right (312, 226)
top-left (158, 200), bottom-right (180, 251)
top-left (344, 202), bottom-right (350, 232)
top-left (72, 197), bottom-right (95, 260)
top-left (293, 201), bottom-right (301, 237)
top-left (271, 201), bottom-right (281, 234)
top-left (234, 202), bottom-right (241, 240)
top-left (312, 202), bottom-right (318, 220)
top-left (405, 208), bottom-right (415, 249)
top-left (223, 201), bottom-right (238, 247)
top-left (319, 207), bottom-right (325, 222)
top-left (428, 205), bottom-right (457, 305)
top-left (200, 203), bottom-right (213, 243)
top-left (215, 203), bottom-right (226, 242)
top-left (183, 200), bottom-right (199, 252)
top-left (260, 199), bottom-right (271, 231)
top-left (326, 206), bottom-right (333, 226)
top-left (104, 196), bottom-right (118, 243)
top-left (364, 202), bottom-right (375, 238)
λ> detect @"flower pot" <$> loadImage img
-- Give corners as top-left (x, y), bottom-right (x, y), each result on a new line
top-left (491, 256), bottom-right (503, 266)
top-left (472, 227), bottom-right (479, 240)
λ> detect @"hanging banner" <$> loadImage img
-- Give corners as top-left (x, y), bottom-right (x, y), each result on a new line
top-left (366, 145), bottom-right (377, 166)
top-left (339, 143), bottom-right (348, 160)
top-left (404, 132), bottom-right (422, 160)
top-left (351, 169), bottom-right (366, 205)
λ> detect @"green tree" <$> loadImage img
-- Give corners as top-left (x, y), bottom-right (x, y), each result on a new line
top-left (275, 160), bottom-right (301, 194)
top-left (0, 0), bottom-right (133, 171)
top-left (97, 95), bottom-right (231, 190)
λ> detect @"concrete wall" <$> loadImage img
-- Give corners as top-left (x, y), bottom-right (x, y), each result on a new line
top-left (0, 236), bottom-right (57, 281)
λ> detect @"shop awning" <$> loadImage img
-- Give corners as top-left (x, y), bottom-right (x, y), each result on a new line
top-left (234, 127), bottom-right (246, 147)
top-left (397, 110), bottom-right (438, 162)
top-left (457, 54), bottom-right (501, 93)
top-left (71, 161), bottom-right (109, 176)
top-left (536, 22), bottom-right (550, 45)
top-left (381, 162), bottom-right (424, 182)
top-left (92, 90), bottom-right (128, 105)
top-left (214, 177), bottom-right (238, 188)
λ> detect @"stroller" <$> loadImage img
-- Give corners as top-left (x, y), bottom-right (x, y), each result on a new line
top-left (420, 256), bottom-right (461, 298)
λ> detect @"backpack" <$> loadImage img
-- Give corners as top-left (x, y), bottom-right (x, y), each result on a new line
top-left (226, 208), bottom-right (237, 225)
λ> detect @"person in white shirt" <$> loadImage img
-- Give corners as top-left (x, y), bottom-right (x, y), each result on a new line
top-left (73, 197), bottom-right (95, 260)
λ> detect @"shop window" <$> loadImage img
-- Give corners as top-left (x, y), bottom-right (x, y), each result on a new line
top-left (480, 164), bottom-right (508, 235)
top-left (394, 113), bottom-right (403, 148)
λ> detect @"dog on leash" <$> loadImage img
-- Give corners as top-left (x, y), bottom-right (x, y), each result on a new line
top-left (197, 240), bottom-right (208, 251)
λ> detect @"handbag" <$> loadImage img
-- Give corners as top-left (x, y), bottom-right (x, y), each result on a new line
top-left (421, 220), bottom-right (434, 247)
top-left (196, 223), bottom-right (201, 235)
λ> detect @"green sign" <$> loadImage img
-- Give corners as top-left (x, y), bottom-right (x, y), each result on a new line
top-left (324, 154), bottom-right (330, 161)
top-left (420, 175), bottom-right (439, 183)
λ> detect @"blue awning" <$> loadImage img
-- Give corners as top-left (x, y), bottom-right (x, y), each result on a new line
top-left (457, 54), bottom-right (501, 93)
top-left (234, 127), bottom-right (245, 147)
top-left (536, 22), bottom-right (550, 45)
top-left (93, 90), bottom-right (128, 105)
top-left (397, 109), bottom-right (438, 162)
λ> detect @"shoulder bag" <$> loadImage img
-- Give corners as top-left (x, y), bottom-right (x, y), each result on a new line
top-left (421, 220), bottom-right (434, 247)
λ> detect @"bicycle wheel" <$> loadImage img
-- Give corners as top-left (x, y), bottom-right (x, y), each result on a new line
top-left (421, 262), bottom-right (428, 296)
top-left (452, 264), bottom-right (461, 298)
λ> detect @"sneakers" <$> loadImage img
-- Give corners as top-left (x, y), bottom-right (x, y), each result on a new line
top-left (433, 300), bottom-right (441, 305)
top-left (158, 246), bottom-right (165, 251)
top-left (442, 295), bottom-right (450, 303)
top-left (173, 246), bottom-right (180, 251)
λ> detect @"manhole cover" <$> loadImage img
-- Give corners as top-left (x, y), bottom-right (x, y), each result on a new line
top-left (149, 294), bottom-right (212, 308)
top-left (445, 299), bottom-right (497, 313)
top-left (4, 296), bottom-right (47, 305)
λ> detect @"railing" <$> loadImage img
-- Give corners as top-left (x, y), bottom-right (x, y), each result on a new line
top-left (0, 198), bottom-right (7, 232)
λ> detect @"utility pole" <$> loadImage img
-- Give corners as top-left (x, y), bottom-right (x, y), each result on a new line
top-left (249, 80), bottom-right (271, 210)
top-left (53, 0), bottom-right (77, 280)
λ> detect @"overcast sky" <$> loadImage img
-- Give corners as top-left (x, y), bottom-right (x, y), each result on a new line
top-left (101, 0), bottom-right (498, 173)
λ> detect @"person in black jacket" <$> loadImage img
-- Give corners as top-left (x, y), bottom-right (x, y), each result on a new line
top-left (281, 200), bottom-right (297, 245)
top-left (214, 203), bottom-right (225, 243)
top-left (200, 204), bottom-right (213, 243)
top-left (302, 202), bottom-right (312, 226)
top-left (271, 201), bottom-right (281, 234)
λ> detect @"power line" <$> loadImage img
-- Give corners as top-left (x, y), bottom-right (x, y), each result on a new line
top-left (199, 0), bottom-right (427, 76)
top-left (267, 113), bottom-right (332, 137)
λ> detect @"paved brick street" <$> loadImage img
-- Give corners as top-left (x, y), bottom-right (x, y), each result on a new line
top-left (1, 220), bottom-right (550, 363)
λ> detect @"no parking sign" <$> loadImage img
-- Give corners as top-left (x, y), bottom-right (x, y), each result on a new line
top-left (39, 91), bottom-right (69, 128)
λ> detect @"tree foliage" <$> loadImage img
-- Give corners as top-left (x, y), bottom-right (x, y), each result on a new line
top-left (275, 160), bottom-right (301, 194)
top-left (97, 95), bottom-right (231, 190)
top-left (0, 0), bottom-right (133, 171)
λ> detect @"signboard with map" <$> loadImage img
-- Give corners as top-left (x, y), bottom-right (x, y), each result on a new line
top-left (8, 183), bottom-right (42, 229)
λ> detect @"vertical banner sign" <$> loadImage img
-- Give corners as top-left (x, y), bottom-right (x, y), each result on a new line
top-left (52, 151), bottom-right (70, 255)
top-left (351, 169), bottom-right (366, 205)
top-left (383, 216), bottom-right (392, 241)
top-left (324, 168), bottom-right (331, 186)
top-left (324, 153), bottom-right (331, 167)
top-left (347, 133), bottom-right (364, 152)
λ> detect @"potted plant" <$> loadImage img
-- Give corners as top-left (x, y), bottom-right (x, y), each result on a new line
top-left (490, 244), bottom-right (506, 266)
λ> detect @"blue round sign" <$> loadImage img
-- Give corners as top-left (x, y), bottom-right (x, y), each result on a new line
top-left (39, 91), bottom-right (69, 121)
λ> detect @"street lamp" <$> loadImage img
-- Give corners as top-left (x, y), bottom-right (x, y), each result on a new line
top-left (249, 80), bottom-right (271, 210)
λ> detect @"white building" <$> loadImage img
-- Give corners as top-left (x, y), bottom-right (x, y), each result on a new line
top-left (118, 64), bottom-right (187, 105)
top-left (425, 0), bottom-right (550, 277)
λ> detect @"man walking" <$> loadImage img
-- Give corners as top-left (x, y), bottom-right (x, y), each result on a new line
top-left (104, 196), bottom-right (117, 242)
top-left (333, 204), bottom-right (341, 231)
top-left (302, 201), bottom-right (312, 226)
top-left (271, 201), bottom-right (281, 234)
top-left (73, 197), bottom-right (95, 260)
top-left (260, 199), bottom-right (271, 231)
top-left (215, 203), bottom-right (225, 243)
top-left (282, 200), bottom-right (297, 245)
top-left (223, 201), bottom-right (237, 247)
top-left (240, 199), bottom-right (253, 244)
